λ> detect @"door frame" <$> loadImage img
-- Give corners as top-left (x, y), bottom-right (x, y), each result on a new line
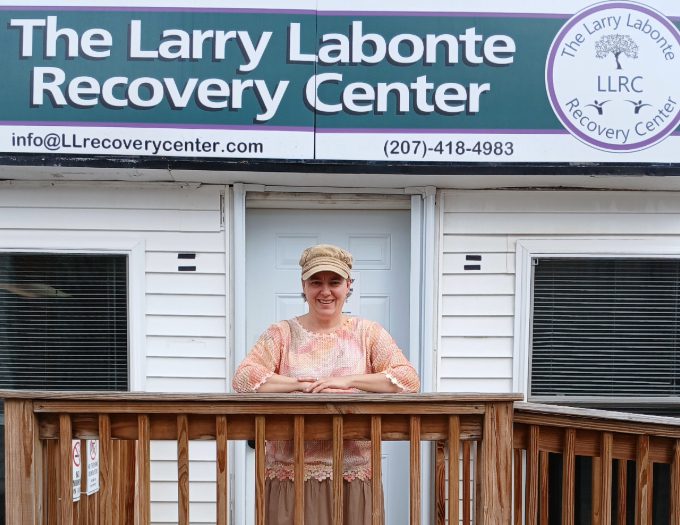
top-left (230, 183), bottom-right (437, 525)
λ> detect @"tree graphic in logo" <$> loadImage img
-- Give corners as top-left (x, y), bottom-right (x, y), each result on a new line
top-left (595, 34), bottom-right (639, 69)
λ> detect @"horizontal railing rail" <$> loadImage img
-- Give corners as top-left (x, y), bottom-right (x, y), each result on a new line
top-left (3, 391), bottom-right (520, 525)
top-left (513, 402), bottom-right (680, 525)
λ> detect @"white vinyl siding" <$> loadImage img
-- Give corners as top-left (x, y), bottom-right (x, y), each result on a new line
top-left (438, 189), bottom-right (680, 395)
top-left (150, 441), bottom-right (218, 525)
top-left (0, 181), bottom-right (227, 525)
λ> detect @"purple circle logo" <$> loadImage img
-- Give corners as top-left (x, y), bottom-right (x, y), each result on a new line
top-left (546, 2), bottom-right (680, 152)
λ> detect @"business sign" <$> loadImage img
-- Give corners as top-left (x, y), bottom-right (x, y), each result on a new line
top-left (0, 0), bottom-right (678, 163)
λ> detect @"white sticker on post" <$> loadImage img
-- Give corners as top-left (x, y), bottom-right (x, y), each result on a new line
top-left (72, 440), bottom-right (82, 502)
top-left (86, 439), bottom-right (100, 495)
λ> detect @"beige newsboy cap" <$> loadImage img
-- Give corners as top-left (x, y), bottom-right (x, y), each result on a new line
top-left (299, 244), bottom-right (353, 280)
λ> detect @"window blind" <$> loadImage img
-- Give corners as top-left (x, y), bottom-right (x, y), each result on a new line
top-left (0, 253), bottom-right (128, 390)
top-left (530, 257), bottom-right (680, 400)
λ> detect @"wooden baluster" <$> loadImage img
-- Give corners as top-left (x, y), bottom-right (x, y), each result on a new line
top-left (463, 441), bottom-right (471, 525)
top-left (136, 415), bottom-right (151, 525)
top-left (60, 414), bottom-right (74, 525)
top-left (448, 416), bottom-right (460, 525)
top-left (46, 439), bottom-right (59, 525)
top-left (514, 449), bottom-right (523, 525)
top-left (99, 415), bottom-right (113, 525)
top-left (592, 456), bottom-right (602, 525)
top-left (671, 440), bottom-right (680, 525)
top-left (332, 416), bottom-right (344, 525)
top-left (479, 401), bottom-right (513, 525)
top-left (111, 440), bottom-right (121, 525)
top-left (216, 416), bottom-right (229, 525)
top-left (74, 484), bottom-right (80, 524)
top-left (371, 416), bottom-right (382, 525)
top-left (476, 441), bottom-right (483, 525)
top-left (562, 428), bottom-right (576, 525)
top-left (177, 415), bottom-right (190, 525)
top-left (78, 439), bottom-right (87, 525)
top-left (616, 460), bottom-right (627, 525)
top-left (294, 416), bottom-right (305, 525)
top-left (5, 400), bottom-right (41, 525)
top-left (599, 433), bottom-right (613, 525)
top-left (87, 486), bottom-right (98, 525)
top-left (125, 440), bottom-right (137, 524)
top-left (635, 435), bottom-right (651, 525)
top-left (434, 441), bottom-right (445, 525)
top-left (539, 451), bottom-right (549, 525)
top-left (255, 416), bottom-right (266, 525)
top-left (526, 426), bottom-right (539, 525)
top-left (410, 416), bottom-right (421, 525)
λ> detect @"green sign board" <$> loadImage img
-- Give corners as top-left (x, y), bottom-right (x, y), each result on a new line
top-left (0, 1), bottom-right (678, 163)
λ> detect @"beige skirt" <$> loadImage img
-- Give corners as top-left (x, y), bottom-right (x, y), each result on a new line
top-left (264, 478), bottom-right (384, 525)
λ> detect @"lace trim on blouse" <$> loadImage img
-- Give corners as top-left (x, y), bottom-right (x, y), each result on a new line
top-left (266, 463), bottom-right (372, 482)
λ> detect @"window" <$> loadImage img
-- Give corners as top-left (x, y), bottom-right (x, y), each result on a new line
top-left (530, 257), bottom-right (680, 407)
top-left (0, 252), bottom-right (129, 521)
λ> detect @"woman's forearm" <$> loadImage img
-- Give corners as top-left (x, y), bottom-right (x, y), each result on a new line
top-left (348, 373), bottom-right (401, 393)
top-left (256, 373), bottom-right (310, 393)
top-left (305, 372), bottom-right (401, 393)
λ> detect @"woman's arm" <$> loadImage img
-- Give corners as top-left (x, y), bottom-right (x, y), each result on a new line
top-left (304, 373), bottom-right (400, 393)
top-left (257, 374), bottom-right (313, 393)
top-left (232, 324), bottom-right (288, 393)
top-left (367, 322), bottom-right (421, 393)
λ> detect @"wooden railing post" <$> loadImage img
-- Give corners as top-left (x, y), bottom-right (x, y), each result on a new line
top-left (216, 415), bottom-right (229, 525)
top-left (135, 415), bottom-right (151, 525)
top-left (371, 416), bottom-right (382, 525)
top-left (177, 415), bottom-right (190, 525)
top-left (99, 415), bottom-right (113, 525)
top-left (255, 416), bottom-right (266, 525)
top-left (448, 416), bottom-right (460, 525)
top-left (561, 428), bottom-right (576, 525)
top-left (635, 435), bottom-right (652, 525)
top-left (672, 440), bottom-right (680, 525)
top-left (410, 416), bottom-right (421, 525)
top-left (59, 414), bottom-right (73, 525)
top-left (5, 399), bottom-right (41, 525)
top-left (479, 401), bottom-right (513, 524)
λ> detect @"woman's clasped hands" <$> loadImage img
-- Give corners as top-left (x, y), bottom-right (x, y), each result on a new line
top-left (296, 375), bottom-right (356, 393)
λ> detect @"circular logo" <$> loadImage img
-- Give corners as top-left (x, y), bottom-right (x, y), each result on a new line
top-left (546, 2), bottom-right (680, 152)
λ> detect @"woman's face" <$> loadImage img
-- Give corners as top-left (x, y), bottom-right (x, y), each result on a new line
top-left (302, 271), bottom-right (350, 320)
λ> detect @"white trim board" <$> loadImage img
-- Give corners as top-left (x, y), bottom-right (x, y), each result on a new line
top-left (513, 237), bottom-right (680, 399)
top-left (230, 184), bottom-right (437, 525)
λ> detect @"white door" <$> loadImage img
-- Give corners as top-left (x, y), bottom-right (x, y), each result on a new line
top-left (244, 207), bottom-right (412, 524)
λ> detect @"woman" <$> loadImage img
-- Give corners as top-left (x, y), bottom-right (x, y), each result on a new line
top-left (232, 243), bottom-right (420, 525)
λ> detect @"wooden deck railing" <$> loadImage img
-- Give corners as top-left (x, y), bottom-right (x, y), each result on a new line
top-left (513, 402), bottom-right (680, 525)
top-left (2, 391), bottom-right (520, 525)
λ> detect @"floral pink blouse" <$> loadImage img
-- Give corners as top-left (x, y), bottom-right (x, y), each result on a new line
top-left (232, 316), bottom-right (420, 482)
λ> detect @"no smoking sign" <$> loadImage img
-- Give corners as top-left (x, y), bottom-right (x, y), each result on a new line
top-left (71, 440), bottom-right (81, 501)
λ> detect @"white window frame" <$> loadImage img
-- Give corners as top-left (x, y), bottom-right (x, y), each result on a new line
top-left (513, 237), bottom-right (680, 400)
top-left (0, 236), bottom-right (146, 390)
